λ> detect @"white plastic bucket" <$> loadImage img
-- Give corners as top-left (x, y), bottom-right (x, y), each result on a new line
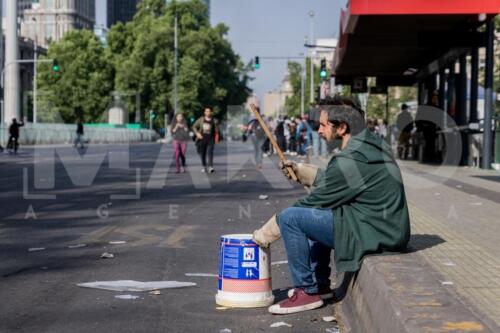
top-left (216, 234), bottom-right (274, 308)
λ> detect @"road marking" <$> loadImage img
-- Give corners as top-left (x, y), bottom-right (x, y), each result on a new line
top-left (160, 225), bottom-right (198, 248)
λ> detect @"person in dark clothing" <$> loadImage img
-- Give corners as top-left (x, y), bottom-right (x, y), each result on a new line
top-left (74, 120), bottom-right (85, 149)
top-left (252, 98), bottom-right (410, 315)
top-left (396, 104), bottom-right (414, 159)
top-left (8, 118), bottom-right (24, 153)
top-left (193, 107), bottom-right (220, 173)
top-left (275, 117), bottom-right (287, 152)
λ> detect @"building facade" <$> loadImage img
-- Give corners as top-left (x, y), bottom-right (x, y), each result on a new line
top-left (20, 0), bottom-right (95, 48)
top-left (107, 0), bottom-right (140, 28)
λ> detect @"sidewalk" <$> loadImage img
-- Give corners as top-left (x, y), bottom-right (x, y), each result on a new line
top-left (401, 160), bottom-right (500, 330)
top-left (309, 154), bottom-right (500, 331)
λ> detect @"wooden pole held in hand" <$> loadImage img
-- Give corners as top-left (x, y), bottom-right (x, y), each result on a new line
top-left (249, 103), bottom-right (298, 182)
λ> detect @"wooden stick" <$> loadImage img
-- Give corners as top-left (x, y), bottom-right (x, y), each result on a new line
top-left (249, 103), bottom-right (298, 182)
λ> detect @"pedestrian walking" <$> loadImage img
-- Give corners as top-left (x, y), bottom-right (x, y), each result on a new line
top-left (193, 107), bottom-right (221, 173)
top-left (252, 97), bottom-right (410, 314)
top-left (7, 118), bottom-right (25, 154)
top-left (396, 104), bottom-right (414, 159)
top-left (171, 113), bottom-right (190, 173)
top-left (74, 120), bottom-right (85, 149)
top-left (246, 108), bottom-right (267, 170)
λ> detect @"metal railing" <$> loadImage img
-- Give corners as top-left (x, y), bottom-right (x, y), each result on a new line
top-left (0, 123), bottom-right (157, 146)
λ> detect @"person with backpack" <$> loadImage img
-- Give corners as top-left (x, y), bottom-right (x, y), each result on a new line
top-left (193, 107), bottom-right (221, 173)
top-left (7, 118), bottom-right (24, 153)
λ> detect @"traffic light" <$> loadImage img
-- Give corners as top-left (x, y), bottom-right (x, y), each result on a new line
top-left (150, 110), bottom-right (156, 119)
top-left (320, 58), bottom-right (327, 79)
top-left (52, 59), bottom-right (60, 72)
top-left (254, 56), bottom-right (260, 69)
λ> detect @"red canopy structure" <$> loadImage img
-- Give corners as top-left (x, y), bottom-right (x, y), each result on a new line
top-left (332, 0), bottom-right (499, 168)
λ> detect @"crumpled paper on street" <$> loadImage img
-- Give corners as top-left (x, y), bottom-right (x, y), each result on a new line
top-left (77, 280), bottom-right (196, 292)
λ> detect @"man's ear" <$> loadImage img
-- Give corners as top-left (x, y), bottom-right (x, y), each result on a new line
top-left (337, 122), bottom-right (348, 136)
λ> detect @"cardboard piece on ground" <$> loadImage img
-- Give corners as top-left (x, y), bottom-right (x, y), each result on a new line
top-left (77, 280), bottom-right (197, 292)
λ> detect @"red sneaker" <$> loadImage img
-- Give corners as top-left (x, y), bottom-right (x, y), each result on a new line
top-left (269, 288), bottom-right (323, 314)
top-left (287, 285), bottom-right (334, 300)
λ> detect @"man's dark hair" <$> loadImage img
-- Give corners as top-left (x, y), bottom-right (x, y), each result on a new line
top-left (401, 103), bottom-right (408, 110)
top-left (322, 96), bottom-right (366, 135)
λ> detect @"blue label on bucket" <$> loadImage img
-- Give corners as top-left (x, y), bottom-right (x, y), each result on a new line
top-left (219, 237), bottom-right (260, 281)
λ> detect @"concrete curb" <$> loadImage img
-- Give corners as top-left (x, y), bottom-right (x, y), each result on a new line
top-left (335, 253), bottom-right (496, 333)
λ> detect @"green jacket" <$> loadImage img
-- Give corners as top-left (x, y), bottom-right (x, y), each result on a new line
top-left (294, 129), bottom-right (410, 272)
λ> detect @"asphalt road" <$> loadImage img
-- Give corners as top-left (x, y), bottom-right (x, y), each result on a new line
top-left (0, 141), bottom-right (339, 333)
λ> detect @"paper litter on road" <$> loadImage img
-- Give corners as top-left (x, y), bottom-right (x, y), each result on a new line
top-left (28, 247), bottom-right (45, 252)
top-left (219, 329), bottom-right (232, 333)
top-left (77, 280), bottom-right (197, 292)
top-left (322, 316), bottom-right (337, 322)
top-left (271, 260), bottom-right (288, 266)
top-left (325, 327), bottom-right (340, 333)
top-left (441, 281), bottom-right (454, 286)
top-left (270, 322), bottom-right (293, 328)
top-left (185, 273), bottom-right (218, 277)
top-left (109, 241), bottom-right (127, 245)
top-left (100, 252), bottom-right (114, 259)
top-left (68, 244), bottom-right (87, 249)
top-left (443, 261), bottom-right (456, 266)
top-left (470, 202), bottom-right (483, 206)
top-left (259, 195), bottom-right (269, 200)
top-left (115, 294), bottom-right (140, 300)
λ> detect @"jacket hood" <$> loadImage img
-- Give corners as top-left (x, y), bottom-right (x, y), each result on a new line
top-left (337, 129), bottom-right (395, 164)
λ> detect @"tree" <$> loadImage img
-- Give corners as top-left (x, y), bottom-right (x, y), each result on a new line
top-left (284, 59), bottom-right (320, 117)
top-left (109, 0), bottom-right (251, 125)
top-left (37, 30), bottom-right (114, 123)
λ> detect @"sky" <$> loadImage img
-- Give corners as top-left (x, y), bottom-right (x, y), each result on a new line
top-left (96, 0), bottom-right (346, 102)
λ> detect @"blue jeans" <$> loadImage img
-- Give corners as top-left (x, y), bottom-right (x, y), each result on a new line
top-left (278, 207), bottom-right (334, 294)
top-left (251, 135), bottom-right (264, 165)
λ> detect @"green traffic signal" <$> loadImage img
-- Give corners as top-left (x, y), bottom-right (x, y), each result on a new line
top-left (254, 56), bottom-right (260, 69)
top-left (319, 58), bottom-right (327, 79)
top-left (52, 59), bottom-right (60, 72)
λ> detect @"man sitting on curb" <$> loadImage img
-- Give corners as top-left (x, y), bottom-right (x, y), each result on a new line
top-left (253, 97), bottom-right (410, 315)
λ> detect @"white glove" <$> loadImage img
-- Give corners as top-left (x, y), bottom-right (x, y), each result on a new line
top-left (279, 160), bottom-right (319, 187)
top-left (252, 215), bottom-right (280, 248)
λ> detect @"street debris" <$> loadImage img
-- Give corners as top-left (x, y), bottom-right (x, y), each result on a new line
top-left (242, 174), bottom-right (246, 178)
top-left (149, 290), bottom-right (161, 295)
top-left (259, 195), bottom-right (269, 200)
top-left (185, 273), bottom-right (218, 277)
top-left (456, 185), bottom-right (462, 189)
top-left (100, 252), bottom-right (114, 259)
top-left (470, 202), bottom-right (483, 206)
top-left (270, 322), bottom-right (293, 328)
top-left (219, 329), bottom-right (232, 333)
top-left (271, 260), bottom-right (288, 266)
top-left (441, 281), bottom-right (454, 286)
top-left (434, 192), bottom-right (441, 196)
top-left (443, 261), bottom-right (456, 266)
top-left (68, 244), bottom-right (87, 249)
top-left (115, 294), bottom-right (140, 300)
top-left (325, 327), bottom-right (340, 333)
top-left (109, 241), bottom-right (127, 245)
top-left (77, 280), bottom-right (197, 292)
top-left (322, 316), bottom-right (337, 322)
top-left (28, 247), bottom-right (45, 252)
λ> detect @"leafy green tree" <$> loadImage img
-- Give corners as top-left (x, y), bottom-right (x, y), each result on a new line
top-left (109, 0), bottom-right (251, 126)
top-left (284, 58), bottom-right (320, 117)
top-left (37, 30), bottom-right (114, 123)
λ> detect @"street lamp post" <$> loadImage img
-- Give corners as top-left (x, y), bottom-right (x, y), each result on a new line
top-left (309, 10), bottom-right (315, 105)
